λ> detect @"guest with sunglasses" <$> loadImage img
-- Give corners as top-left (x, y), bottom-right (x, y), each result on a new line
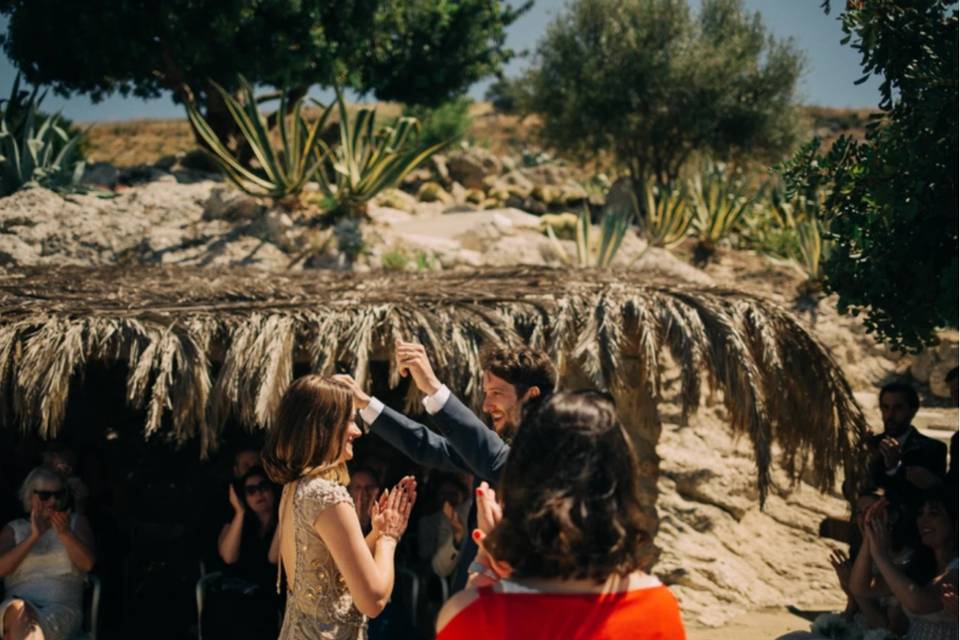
top-left (0, 466), bottom-right (95, 640)
top-left (204, 465), bottom-right (283, 640)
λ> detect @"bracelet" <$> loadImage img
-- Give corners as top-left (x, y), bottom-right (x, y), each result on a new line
top-left (378, 533), bottom-right (400, 543)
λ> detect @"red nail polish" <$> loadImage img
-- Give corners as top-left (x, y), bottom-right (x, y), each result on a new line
top-left (472, 530), bottom-right (481, 541)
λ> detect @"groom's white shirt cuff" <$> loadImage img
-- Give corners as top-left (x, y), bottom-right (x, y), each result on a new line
top-left (422, 384), bottom-right (451, 415)
top-left (360, 397), bottom-right (385, 425)
top-left (358, 384), bottom-right (450, 424)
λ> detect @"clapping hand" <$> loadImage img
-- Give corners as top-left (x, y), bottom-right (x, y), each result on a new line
top-left (879, 437), bottom-right (901, 470)
top-left (941, 581), bottom-right (958, 619)
top-left (395, 341), bottom-right (442, 396)
top-left (228, 484), bottom-right (244, 515)
top-left (28, 499), bottom-right (49, 541)
top-left (372, 476), bottom-right (417, 540)
top-left (49, 510), bottom-right (70, 536)
top-left (474, 482), bottom-right (502, 536)
top-left (442, 501), bottom-right (465, 545)
top-left (864, 499), bottom-right (892, 559)
top-left (467, 482), bottom-right (510, 587)
top-left (829, 549), bottom-right (852, 594)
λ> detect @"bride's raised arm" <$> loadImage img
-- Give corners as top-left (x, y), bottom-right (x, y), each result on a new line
top-left (314, 476), bottom-right (416, 617)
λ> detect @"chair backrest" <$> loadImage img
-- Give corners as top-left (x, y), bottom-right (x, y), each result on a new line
top-left (72, 573), bottom-right (100, 640)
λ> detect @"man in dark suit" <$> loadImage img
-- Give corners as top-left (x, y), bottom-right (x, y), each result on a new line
top-left (337, 341), bottom-right (556, 590)
top-left (868, 382), bottom-right (947, 507)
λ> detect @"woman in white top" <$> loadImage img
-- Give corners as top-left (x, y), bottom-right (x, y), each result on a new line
top-left (852, 489), bottom-right (958, 640)
top-left (0, 466), bottom-right (95, 640)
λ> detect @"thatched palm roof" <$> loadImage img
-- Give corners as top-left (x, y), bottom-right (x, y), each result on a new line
top-left (0, 266), bottom-right (867, 502)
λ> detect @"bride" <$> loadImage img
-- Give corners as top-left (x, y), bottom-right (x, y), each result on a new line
top-left (263, 375), bottom-right (417, 640)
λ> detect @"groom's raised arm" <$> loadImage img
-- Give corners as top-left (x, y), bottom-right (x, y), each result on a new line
top-left (421, 386), bottom-right (508, 484)
top-left (360, 398), bottom-right (472, 475)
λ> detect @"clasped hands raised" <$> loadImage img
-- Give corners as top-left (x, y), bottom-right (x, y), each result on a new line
top-left (333, 340), bottom-right (442, 408)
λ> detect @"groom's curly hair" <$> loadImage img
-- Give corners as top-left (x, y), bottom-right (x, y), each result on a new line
top-left (480, 345), bottom-right (556, 399)
top-left (483, 391), bottom-right (651, 583)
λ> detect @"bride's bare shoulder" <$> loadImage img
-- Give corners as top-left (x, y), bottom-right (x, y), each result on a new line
top-left (436, 586), bottom-right (480, 634)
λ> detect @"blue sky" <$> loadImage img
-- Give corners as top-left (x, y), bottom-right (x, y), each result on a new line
top-left (0, 1), bottom-right (882, 123)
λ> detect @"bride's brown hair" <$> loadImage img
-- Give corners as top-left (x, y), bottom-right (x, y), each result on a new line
top-left (262, 375), bottom-right (354, 485)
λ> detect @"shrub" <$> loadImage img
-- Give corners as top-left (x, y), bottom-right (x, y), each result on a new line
top-left (404, 98), bottom-right (472, 150)
top-left (0, 75), bottom-right (85, 196)
top-left (522, 0), bottom-right (803, 194)
top-left (185, 77), bottom-right (326, 199)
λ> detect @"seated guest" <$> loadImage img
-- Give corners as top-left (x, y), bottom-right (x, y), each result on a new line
top-left (868, 382), bottom-right (947, 507)
top-left (347, 467), bottom-right (381, 535)
top-left (0, 466), bottom-right (96, 640)
top-left (418, 474), bottom-right (472, 579)
top-left (198, 440), bottom-right (264, 571)
top-left (831, 492), bottom-right (914, 634)
top-left (851, 489), bottom-right (958, 640)
top-left (437, 391), bottom-right (685, 640)
top-left (204, 466), bottom-right (281, 640)
top-left (41, 444), bottom-right (89, 515)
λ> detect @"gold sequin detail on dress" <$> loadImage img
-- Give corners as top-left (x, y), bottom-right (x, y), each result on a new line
top-left (277, 476), bottom-right (365, 640)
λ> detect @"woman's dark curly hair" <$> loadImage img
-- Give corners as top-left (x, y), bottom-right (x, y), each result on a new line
top-left (483, 390), bottom-right (650, 583)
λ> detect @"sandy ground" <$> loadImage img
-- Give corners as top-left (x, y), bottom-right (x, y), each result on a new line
top-left (686, 605), bottom-right (837, 640)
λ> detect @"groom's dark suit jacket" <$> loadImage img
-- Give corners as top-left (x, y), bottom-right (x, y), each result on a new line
top-left (369, 393), bottom-right (509, 591)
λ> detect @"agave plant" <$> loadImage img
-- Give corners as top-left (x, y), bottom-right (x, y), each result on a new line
top-left (0, 75), bottom-right (85, 197)
top-left (639, 181), bottom-right (692, 248)
top-left (314, 90), bottom-right (447, 221)
top-left (546, 203), bottom-right (633, 268)
top-left (185, 77), bottom-right (327, 199)
top-left (688, 162), bottom-right (761, 264)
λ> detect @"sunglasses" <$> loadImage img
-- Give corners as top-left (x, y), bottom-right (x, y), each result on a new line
top-left (34, 489), bottom-right (65, 502)
top-left (244, 481), bottom-right (273, 497)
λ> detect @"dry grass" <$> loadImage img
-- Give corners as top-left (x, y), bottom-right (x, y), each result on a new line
top-left (82, 102), bottom-right (875, 168)
top-left (0, 265), bottom-right (867, 501)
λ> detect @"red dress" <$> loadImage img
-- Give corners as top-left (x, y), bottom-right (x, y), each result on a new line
top-left (437, 575), bottom-right (686, 640)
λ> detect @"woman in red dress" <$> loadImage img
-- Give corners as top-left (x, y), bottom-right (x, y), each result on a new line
top-left (437, 390), bottom-right (686, 640)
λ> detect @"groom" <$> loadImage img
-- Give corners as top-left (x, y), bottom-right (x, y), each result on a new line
top-left (339, 340), bottom-right (556, 591)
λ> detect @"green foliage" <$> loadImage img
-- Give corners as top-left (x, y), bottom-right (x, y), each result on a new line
top-left (780, 1), bottom-right (958, 351)
top-left (688, 162), bottom-right (761, 261)
top-left (522, 0), bottom-right (803, 189)
top-left (484, 76), bottom-right (533, 115)
top-left (546, 204), bottom-right (633, 268)
top-left (742, 187), bottom-right (830, 282)
top-left (403, 98), bottom-right (472, 150)
top-left (185, 77), bottom-right (326, 198)
top-left (315, 91), bottom-right (447, 221)
top-left (639, 182), bottom-right (693, 248)
top-left (380, 247), bottom-right (437, 272)
top-left (0, 0), bottom-right (527, 142)
top-left (380, 248), bottom-right (410, 271)
top-left (0, 75), bottom-right (84, 196)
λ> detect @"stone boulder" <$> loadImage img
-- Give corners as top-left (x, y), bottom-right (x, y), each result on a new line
top-left (373, 188), bottom-right (418, 213)
top-left (447, 148), bottom-right (502, 190)
top-left (416, 181), bottom-right (454, 205)
top-left (203, 186), bottom-right (266, 221)
top-left (909, 330), bottom-right (959, 397)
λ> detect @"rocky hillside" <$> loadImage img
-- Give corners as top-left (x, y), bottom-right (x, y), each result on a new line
top-left (1, 147), bottom-right (954, 628)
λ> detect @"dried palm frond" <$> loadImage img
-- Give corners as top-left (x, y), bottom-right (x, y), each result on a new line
top-left (0, 266), bottom-right (868, 502)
